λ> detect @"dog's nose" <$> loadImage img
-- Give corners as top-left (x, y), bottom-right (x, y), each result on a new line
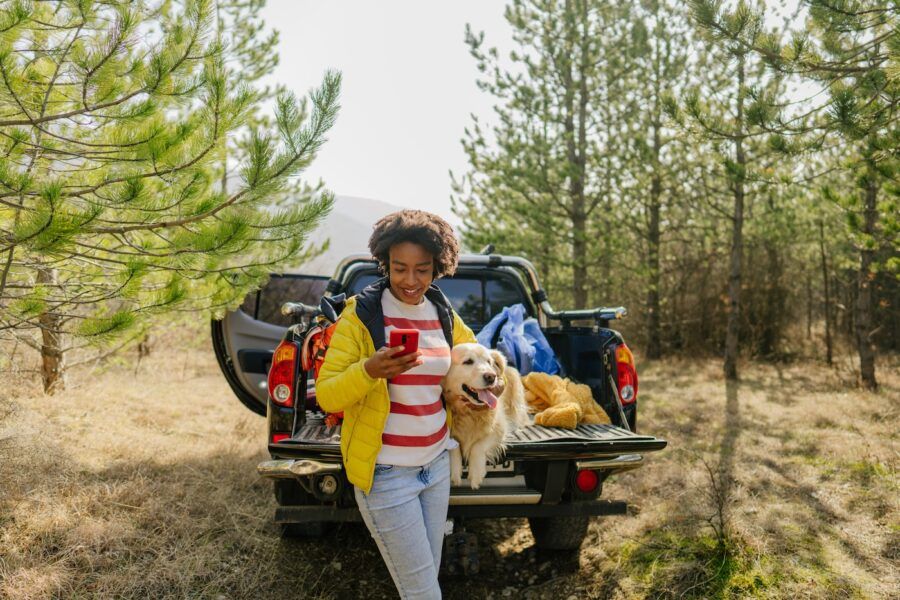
top-left (483, 373), bottom-right (496, 385)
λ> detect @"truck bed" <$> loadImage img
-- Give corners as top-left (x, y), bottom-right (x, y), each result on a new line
top-left (272, 413), bottom-right (667, 460)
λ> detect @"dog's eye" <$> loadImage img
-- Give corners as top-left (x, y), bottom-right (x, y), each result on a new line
top-left (463, 358), bottom-right (474, 365)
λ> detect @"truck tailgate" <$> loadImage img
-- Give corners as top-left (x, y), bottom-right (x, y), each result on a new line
top-left (274, 415), bottom-right (666, 460)
top-left (504, 423), bottom-right (666, 458)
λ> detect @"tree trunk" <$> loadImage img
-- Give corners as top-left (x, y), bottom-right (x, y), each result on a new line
top-left (646, 96), bottom-right (663, 359)
top-left (539, 235), bottom-right (552, 289)
top-left (759, 239), bottom-right (781, 357)
top-left (805, 272), bottom-right (812, 340)
top-left (572, 209), bottom-right (588, 310)
top-left (855, 167), bottom-right (878, 390)
top-left (758, 192), bottom-right (783, 357)
top-left (646, 181), bottom-right (662, 359)
top-left (818, 219), bottom-right (833, 365)
top-left (724, 54), bottom-right (746, 381)
top-left (562, 0), bottom-right (589, 310)
top-left (724, 202), bottom-right (744, 380)
top-left (597, 214), bottom-right (612, 308)
top-left (846, 270), bottom-right (856, 341)
top-left (37, 267), bottom-right (66, 394)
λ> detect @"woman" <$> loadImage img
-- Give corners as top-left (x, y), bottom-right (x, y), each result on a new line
top-left (317, 210), bottom-right (476, 599)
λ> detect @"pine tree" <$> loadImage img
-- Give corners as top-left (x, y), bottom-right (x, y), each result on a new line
top-left (784, 1), bottom-right (898, 390)
top-left (0, 0), bottom-right (340, 392)
top-left (667, 1), bottom-right (788, 380)
top-left (453, 0), bottom-right (637, 309)
top-left (693, 0), bottom-right (899, 390)
top-left (626, 0), bottom-right (692, 359)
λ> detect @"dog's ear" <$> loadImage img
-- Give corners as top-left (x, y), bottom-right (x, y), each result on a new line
top-left (450, 345), bottom-right (466, 364)
top-left (489, 350), bottom-right (507, 372)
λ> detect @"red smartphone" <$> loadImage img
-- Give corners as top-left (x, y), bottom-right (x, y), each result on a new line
top-left (389, 329), bottom-right (419, 357)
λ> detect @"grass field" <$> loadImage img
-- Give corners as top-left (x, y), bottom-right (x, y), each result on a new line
top-left (1, 324), bottom-right (897, 599)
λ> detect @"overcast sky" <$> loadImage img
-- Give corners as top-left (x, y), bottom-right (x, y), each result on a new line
top-left (258, 1), bottom-right (513, 225)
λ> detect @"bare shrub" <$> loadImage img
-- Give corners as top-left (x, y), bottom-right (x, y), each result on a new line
top-left (699, 455), bottom-right (734, 550)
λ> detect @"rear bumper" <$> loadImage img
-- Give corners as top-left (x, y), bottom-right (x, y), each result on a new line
top-left (259, 456), bottom-right (640, 524)
top-left (257, 453), bottom-right (645, 480)
top-left (275, 499), bottom-right (627, 524)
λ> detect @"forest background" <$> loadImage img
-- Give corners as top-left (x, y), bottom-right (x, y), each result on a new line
top-left (1, 0), bottom-right (895, 394)
top-left (451, 0), bottom-right (898, 389)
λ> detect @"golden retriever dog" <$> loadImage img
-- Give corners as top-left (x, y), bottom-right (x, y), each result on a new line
top-left (441, 343), bottom-right (529, 489)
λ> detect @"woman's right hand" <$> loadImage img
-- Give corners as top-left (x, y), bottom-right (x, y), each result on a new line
top-left (364, 346), bottom-right (423, 379)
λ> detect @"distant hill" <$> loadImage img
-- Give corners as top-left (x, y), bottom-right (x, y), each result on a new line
top-left (286, 195), bottom-right (407, 276)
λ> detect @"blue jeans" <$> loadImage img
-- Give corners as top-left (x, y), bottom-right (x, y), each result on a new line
top-left (354, 449), bottom-right (450, 599)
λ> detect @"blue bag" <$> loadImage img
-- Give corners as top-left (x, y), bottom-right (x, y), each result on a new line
top-left (476, 303), bottom-right (561, 375)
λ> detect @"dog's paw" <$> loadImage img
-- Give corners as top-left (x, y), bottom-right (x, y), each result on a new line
top-left (450, 466), bottom-right (463, 487)
top-left (468, 463), bottom-right (486, 489)
top-left (450, 448), bottom-right (463, 486)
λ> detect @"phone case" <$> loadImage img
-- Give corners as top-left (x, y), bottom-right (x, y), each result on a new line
top-left (389, 328), bottom-right (419, 356)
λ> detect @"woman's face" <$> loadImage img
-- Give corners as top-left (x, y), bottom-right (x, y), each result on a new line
top-left (387, 241), bottom-right (435, 305)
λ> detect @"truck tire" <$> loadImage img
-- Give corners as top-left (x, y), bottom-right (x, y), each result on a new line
top-left (528, 515), bottom-right (589, 550)
top-left (274, 480), bottom-right (330, 539)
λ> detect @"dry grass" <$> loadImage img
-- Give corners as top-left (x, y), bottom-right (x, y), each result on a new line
top-left (1, 323), bottom-right (897, 599)
top-left (0, 322), bottom-right (380, 599)
top-left (564, 357), bottom-right (898, 599)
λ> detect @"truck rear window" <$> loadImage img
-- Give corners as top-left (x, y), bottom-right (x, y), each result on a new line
top-left (348, 272), bottom-right (530, 332)
top-left (485, 277), bottom-right (524, 320)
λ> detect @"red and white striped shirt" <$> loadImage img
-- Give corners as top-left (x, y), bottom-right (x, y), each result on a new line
top-left (376, 288), bottom-right (453, 466)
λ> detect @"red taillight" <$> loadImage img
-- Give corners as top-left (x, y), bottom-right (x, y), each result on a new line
top-left (268, 341), bottom-right (297, 407)
top-left (271, 432), bottom-right (290, 443)
top-left (615, 344), bottom-right (638, 405)
top-left (575, 469), bottom-right (599, 492)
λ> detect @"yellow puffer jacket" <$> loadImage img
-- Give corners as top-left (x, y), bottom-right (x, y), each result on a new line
top-left (316, 291), bottom-right (476, 495)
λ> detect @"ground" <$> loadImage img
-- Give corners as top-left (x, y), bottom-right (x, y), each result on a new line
top-left (0, 324), bottom-right (897, 599)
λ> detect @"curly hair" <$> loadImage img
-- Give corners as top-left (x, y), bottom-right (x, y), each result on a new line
top-left (368, 210), bottom-right (460, 278)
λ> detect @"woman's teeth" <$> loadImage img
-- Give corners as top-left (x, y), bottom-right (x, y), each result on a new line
top-left (403, 288), bottom-right (419, 296)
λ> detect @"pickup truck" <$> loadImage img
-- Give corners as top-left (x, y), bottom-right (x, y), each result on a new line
top-left (212, 252), bottom-right (667, 552)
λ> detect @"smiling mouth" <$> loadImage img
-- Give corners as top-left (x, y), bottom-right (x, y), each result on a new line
top-left (462, 384), bottom-right (480, 402)
top-left (461, 384), bottom-right (499, 409)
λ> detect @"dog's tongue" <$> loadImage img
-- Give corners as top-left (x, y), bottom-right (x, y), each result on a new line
top-left (477, 388), bottom-right (498, 409)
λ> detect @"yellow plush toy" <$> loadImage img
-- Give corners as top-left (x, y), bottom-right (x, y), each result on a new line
top-left (522, 372), bottom-right (611, 429)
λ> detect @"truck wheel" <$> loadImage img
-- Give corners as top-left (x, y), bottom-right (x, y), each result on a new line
top-left (528, 515), bottom-right (589, 550)
top-left (274, 480), bottom-right (330, 539)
